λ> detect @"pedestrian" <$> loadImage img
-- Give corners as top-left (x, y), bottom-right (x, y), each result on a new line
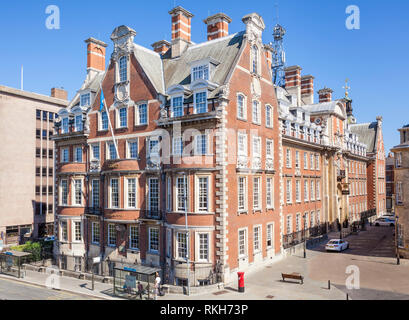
top-left (154, 272), bottom-right (161, 300)
top-left (137, 281), bottom-right (144, 300)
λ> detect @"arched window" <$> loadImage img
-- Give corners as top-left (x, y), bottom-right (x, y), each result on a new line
top-left (252, 45), bottom-right (259, 74)
top-left (119, 56), bottom-right (127, 82)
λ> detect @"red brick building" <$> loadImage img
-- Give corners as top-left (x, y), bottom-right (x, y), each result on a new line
top-left (54, 8), bottom-right (281, 285)
top-left (53, 6), bottom-right (386, 285)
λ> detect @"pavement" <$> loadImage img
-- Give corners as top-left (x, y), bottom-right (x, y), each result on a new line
top-left (0, 269), bottom-right (121, 300)
top-left (162, 225), bottom-right (408, 300)
top-left (1, 225), bottom-right (406, 300)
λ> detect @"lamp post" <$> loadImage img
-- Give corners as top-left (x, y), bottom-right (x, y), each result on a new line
top-left (396, 215), bottom-right (400, 265)
top-left (303, 213), bottom-right (307, 259)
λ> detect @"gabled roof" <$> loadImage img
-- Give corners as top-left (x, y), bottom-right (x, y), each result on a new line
top-left (350, 122), bottom-right (378, 153)
top-left (133, 43), bottom-right (165, 95)
top-left (162, 32), bottom-right (244, 97)
top-left (69, 71), bottom-right (105, 109)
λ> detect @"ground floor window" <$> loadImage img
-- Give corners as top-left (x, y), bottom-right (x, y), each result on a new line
top-left (74, 256), bottom-right (82, 272)
top-left (149, 228), bottom-right (159, 252)
top-left (198, 279), bottom-right (210, 286)
top-left (176, 278), bottom-right (188, 287)
top-left (108, 224), bottom-right (116, 247)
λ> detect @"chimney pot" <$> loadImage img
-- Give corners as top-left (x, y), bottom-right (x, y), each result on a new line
top-left (301, 75), bottom-right (314, 105)
top-left (169, 6), bottom-right (194, 58)
top-left (51, 88), bottom-right (68, 100)
top-left (84, 38), bottom-right (108, 73)
top-left (318, 87), bottom-right (333, 103)
top-left (203, 13), bottom-right (232, 41)
top-left (151, 40), bottom-right (171, 55)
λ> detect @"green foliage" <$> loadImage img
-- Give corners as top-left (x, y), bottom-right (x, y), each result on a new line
top-left (10, 240), bottom-right (51, 262)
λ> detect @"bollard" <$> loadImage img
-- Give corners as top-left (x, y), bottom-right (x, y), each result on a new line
top-left (346, 293), bottom-right (349, 300)
top-left (328, 280), bottom-right (331, 290)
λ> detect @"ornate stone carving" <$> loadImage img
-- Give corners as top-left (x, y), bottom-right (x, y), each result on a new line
top-left (90, 159), bottom-right (100, 173)
top-left (237, 156), bottom-right (248, 169)
top-left (265, 159), bottom-right (274, 171)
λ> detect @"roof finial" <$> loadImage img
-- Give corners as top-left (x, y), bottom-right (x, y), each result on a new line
top-left (343, 78), bottom-right (351, 98)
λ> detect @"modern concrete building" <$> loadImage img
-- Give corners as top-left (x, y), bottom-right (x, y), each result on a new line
top-left (0, 85), bottom-right (68, 246)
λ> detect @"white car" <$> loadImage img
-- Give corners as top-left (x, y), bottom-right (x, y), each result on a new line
top-left (374, 218), bottom-right (395, 227)
top-left (325, 239), bottom-right (349, 252)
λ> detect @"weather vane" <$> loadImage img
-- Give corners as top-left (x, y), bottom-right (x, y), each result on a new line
top-left (343, 78), bottom-right (351, 98)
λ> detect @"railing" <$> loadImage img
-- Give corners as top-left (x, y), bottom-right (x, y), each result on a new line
top-left (85, 207), bottom-right (102, 215)
top-left (141, 210), bottom-right (161, 220)
top-left (283, 223), bottom-right (329, 249)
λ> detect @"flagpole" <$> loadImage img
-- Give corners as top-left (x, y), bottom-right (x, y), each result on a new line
top-left (100, 84), bottom-right (120, 159)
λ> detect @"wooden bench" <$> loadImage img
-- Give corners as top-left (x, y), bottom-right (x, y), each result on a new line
top-left (281, 273), bottom-right (304, 284)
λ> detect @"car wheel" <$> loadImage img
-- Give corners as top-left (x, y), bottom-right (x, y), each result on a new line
top-left (375, 223), bottom-right (380, 227)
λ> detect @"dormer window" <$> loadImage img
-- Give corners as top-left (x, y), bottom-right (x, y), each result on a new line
top-left (119, 56), bottom-right (128, 82)
top-left (194, 92), bottom-right (207, 114)
top-left (171, 96), bottom-right (184, 117)
top-left (62, 118), bottom-right (69, 134)
top-left (80, 93), bottom-right (90, 107)
top-left (75, 114), bottom-right (83, 132)
top-left (192, 65), bottom-right (209, 81)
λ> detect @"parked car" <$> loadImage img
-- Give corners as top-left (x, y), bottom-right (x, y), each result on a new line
top-left (374, 218), bottom-right (395, 227)
top-left (325, 239), bottom-right (349, 252)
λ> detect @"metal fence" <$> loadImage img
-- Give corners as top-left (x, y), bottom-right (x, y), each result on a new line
top-left (283, 224), bottom-right (329, 249)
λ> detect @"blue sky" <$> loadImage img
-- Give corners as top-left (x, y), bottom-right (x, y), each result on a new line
top-left (1, 0), bottom-right (408, 152)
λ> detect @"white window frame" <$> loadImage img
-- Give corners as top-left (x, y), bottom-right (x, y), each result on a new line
top-left (238, 133), bottom-right (248, 157)
top-left (265, 104), bottom-right (273, 128)
top-left (91, 179), bottom-right (100, 208)
top-left (172, 136), bottom-right (183, 156)
top-left (74, 146), bottom-right (82, 163)
top-left (266, 176), bottom-right (274, 209)
top-left (286, 149), bottom-right (292, 168)
top-left (107, 142), bottom-right (118, 160)
top-left (194, 91), bottom-right (207, 114)
top-left (92, 221), bottom-right (100, 244)
top-left (72, 178), bottom-right (83, 206)
top-left (149, 227), bottom-right (159, 253)
top-left (304, 180), bottom-right (309, 202)
top-left (148, 177), bottom-right (160, 212)
top-left (286, 179), bottom-right (292, 204)
top-left (237, 93), bottom-right (247, 121)
top-left (253, 225), bottom-right (262, 253)
top-left (109, 178), bottom-right (120, 209)
top-left (296, 180), bottom-right (301, 203)
top-left (135, 103), bottom-right (148, 126)
top-left (176, 232), bottom-right (188, 260)
top-left (238, 176), bottom-right (248, 212)
top-left (100, 111), bottom-right (109, 131)
top-left (125, 177), bottom-right (137, 209)
top-left (286, 215), bottom-right (293, 234)
top-left (196, 175), bottom-right (210, 213)
top-left (91, 143), bottom-right (100, 161)
top-left (127, 139), bottom-right (138, 159)
top-left (171, 95), bottom-right (184, 118)
top-left (108, 224), bottom-right (116, 247)
top-left (253, 176), bottom-right (261, 211)
top-left (119, 56), bottom-right (128, 82)
top-left (197, 232), bottom-right (210, 262)
top-left (60, 179), bottom-right (68, 206)
top-left (129, 225), bottom-right (139, 250)
top-left (266, 223), bottom-right (274, 249)
top-left (118, 107), bottom-right (128, 128)
top-left (61, 147), bottom-right (69, 163)
top-left (175, 176), bottom-right (188, 212)
top-left (72, 220), bottom-right (82, 242)
top-left (238, 228), bottom-right (248, 258)
top-left (252, 100), bottom-right (261, 125)
top-left (194, 134), bottom-right (208, 156)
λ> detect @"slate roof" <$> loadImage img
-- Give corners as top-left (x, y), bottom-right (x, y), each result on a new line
top-left (301, 101), bottom-right (346, 119)
top-left (133, 43), bottom-right (165, 95)
top-left (162, 32), bottom-right (244, 97)
top-left (350, 122), bottom-right (378, 153)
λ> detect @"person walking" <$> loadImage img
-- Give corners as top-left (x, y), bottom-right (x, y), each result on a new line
top-left (154, 272), bottom-right (161, 300)
top-left (137, 281), bottom-right (144, 300)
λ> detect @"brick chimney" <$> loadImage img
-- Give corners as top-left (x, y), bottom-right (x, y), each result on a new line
top-left (301, 75), bottom-right (314, 105)
top-left (284, 66), bottom-right (302, 106)
top-left (169, 6), bottom-right (194, 58)
top-left (203, 13), bottom-right (232, 41)
top-left (85, 38), bottom-right (108, 74)
top-left (51, 88), bottom-right (68, 100)
top-left (318, 87), bottom-right (333, 103)
top-left (151, 40), bottom-right (171, 55)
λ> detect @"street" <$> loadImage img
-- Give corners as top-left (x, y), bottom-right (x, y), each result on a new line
top-left (0, 277), bottom-right (98, 300)
top-left (309, 225), bottom-right (409, 300)
top-left (163, 225), bottom-right (409, 300)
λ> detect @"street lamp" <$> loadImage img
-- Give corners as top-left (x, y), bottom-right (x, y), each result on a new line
top-left (303, 213), bottom-right (307, 259)
top-left (396, 215), bottom-right (400, 265)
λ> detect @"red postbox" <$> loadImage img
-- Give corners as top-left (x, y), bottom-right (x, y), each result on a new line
top-left (237, 272), bottom-right (245, 293)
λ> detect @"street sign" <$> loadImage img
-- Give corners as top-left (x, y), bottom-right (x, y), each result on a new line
top-left (93, 256), bottom-right (101, 264)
